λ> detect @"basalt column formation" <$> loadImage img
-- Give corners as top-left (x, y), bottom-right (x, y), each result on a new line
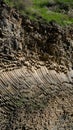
top-left (0, 2), bottom-right (73, 130)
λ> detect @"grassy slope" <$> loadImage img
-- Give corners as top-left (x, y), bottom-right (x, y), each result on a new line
top-left (4, 0), bottom-right (73, 25)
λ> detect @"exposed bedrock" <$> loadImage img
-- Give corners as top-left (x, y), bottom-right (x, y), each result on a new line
top-left (0, 2), bottom-right (73, 72)
top-left (0, 2), bottom-right (73, 130)
top-left (0, 67), bottom-right (73, 130)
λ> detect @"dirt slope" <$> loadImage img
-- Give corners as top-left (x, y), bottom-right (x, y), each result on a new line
top-left (0, 2), bottom-right (73, 130)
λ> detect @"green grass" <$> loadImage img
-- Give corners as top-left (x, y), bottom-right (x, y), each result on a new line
top-left (28, 0), bottom-right (73, 25)
top-left (55, 0), bottom-right (73, 4)
top-left (33, 0), bottom-right (73, 7)
top-left (4, 0), bottom-right (73, 26)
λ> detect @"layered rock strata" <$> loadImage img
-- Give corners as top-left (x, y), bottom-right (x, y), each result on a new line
top-left (0, 2), bottom-right (73, 72)
top-left (0, 67), bottom-right (73, 130)
top-left (0, 2), bottom-right (73, 130)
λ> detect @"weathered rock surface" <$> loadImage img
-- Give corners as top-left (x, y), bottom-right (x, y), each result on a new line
top-left (0, 2), bottom-right (73, 130)
top-left (0, 2), bottom-right (73, 72)
top-left (0, 67), bottom-right (73, 130)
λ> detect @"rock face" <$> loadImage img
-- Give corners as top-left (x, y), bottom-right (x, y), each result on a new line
top-left (0, 2), bottom-right (73, 72)
top-left (0, 67), bottom-right (73, 130)
top-left (0, 2), bottom-right (73, 130)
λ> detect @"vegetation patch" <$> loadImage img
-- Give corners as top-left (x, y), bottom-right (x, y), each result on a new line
top-left (4, 0), bottom-right (73, 25)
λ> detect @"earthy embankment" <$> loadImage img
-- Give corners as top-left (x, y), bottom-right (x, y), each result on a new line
top-left (0, 2), bottom-right (73, 130)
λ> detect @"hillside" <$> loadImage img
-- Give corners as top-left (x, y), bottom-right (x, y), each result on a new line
top-left (0, 1), bottom-right (73, 130)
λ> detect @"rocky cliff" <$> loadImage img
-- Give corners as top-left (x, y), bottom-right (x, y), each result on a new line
top-left (0, 2), bottom-right (73, 130)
